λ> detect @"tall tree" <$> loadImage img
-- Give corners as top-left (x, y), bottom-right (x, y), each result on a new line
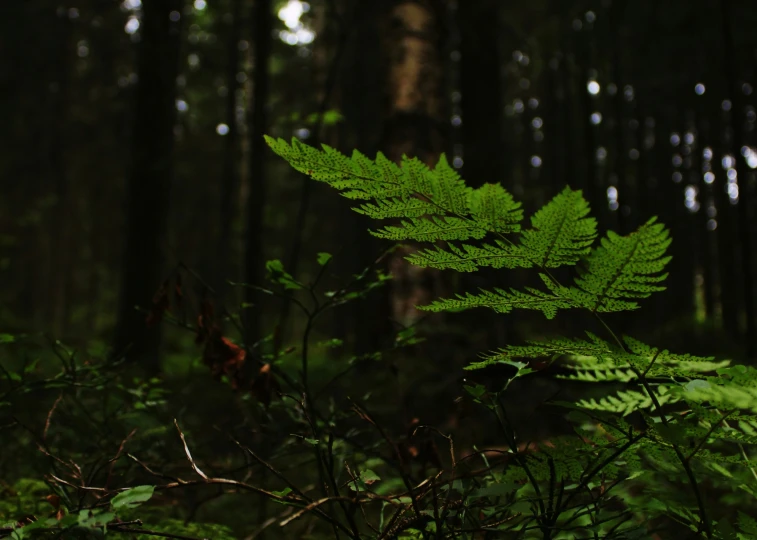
top-left (48, 9), bottom-right (73, 335)
top-left (458, 0), bottom-right (510, 350)
top-left (113, 0), bottom-right (183, 368)
top-left (335, 0), bottom-right (387, 354)
top-left (244, 0), bottom-right (273, 345)
top-left (720, 0), bottom-right (756, 358)
top-left (380, 0), bottom-right (448, 328)
top-left (459, 0), bottom-right (504, 188)
top-left (217, 0), bottom-right (243, 306)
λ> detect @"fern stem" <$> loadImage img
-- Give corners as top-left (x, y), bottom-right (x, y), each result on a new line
top-left (634, 370), bottom-right (712, 537)
top-left (589, 313), bottom-right (624, 352)
top-left (589, 308), bottom-right (712, 535)
top-left (493, 395), bottom-right (552, 536)
top-left (584, 312), bottom-right (712, 537)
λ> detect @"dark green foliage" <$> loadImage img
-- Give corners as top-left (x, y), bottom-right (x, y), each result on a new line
top-left (266, 137), bottom-right (672, 320)
top-left (264, 139), bottom-right (757, 538)
top-left (3, 140), bottom-right (757, 539)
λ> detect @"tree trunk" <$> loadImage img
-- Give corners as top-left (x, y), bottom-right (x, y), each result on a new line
top-left (459, 0), bottom-right (504, 189)
top-left (244, 0), bottom-right (272, 346)
top-left (695, 116), bottom-right (718, 321)
top-left (113, 0), bottom-right (183, 370)
top-left (335, 0), bottom-right (387, 354)
top-left (217, 0), bottom-right (243, 308)
top-left (715, 103), bottom-right (742, 338)
top-left (720, 0), bottom-right (756, 359)
top-left (458, 0), bottom-right (510, 351)
top-left (47, 10), bottom-right (73, 336)
top-left (380, 0), bottom-right (448, 328)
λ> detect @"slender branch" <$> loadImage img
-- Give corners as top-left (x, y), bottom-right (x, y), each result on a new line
top-left (174, 419), bottom-right (209, 480)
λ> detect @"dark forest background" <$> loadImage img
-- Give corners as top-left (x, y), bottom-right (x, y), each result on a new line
top-left (3, 0), bottom-right (757, 538)
top-left (3, 0), bottom-right (757, 367)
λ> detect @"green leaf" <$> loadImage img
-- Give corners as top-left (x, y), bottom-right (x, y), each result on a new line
top-left (271, 487), bottom-right (292, 497)
top-left (265, 259), bottom-right (302, 290)
top-left (467, 182), bottom-right (522, 233)
top-left (316, 252), bottom-right (332, 265)
top-left (685, 380), bottom-right (711, 392)
top-left (110, 485), bottom-right (155, 510)
top-left (359, 469), bottom-right (381, 485)
top-left (305, 109), bottom-right (344, 126)
top-left (420, 281), bottom-right (572, 319)
top-left (566, 218), bottom-right (671, 313)
top-left (78, 509), bottom-right (115, 528)
top-left (464, 383), bottom-right (487, 401)
top-left (517, 186), bottom-right (597, 268)
top-left (317, 338), bottom-right (343, 348)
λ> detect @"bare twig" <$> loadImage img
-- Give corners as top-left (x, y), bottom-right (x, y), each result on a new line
top-left (174, 419), bottom-right (209, 480)
top-left (42, 393), bottom-right (64, 442)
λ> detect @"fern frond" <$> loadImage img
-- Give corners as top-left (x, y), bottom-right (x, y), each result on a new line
top-left (715, 365), bottom-right (757, 388)
top-left (267, 138), bottom-right (673, 321)
top-left (674, 379), bottom-right (757, 413)
top-left (708, 428), bottom-right (757, 446)
top-left (563, 218), bottom-right (672, 313)
top-left (355, 197), bottom-right (441, 219)
top-left (266, 137), bottom-right (410, 200)
top-left (266, 137), bottom-right (527, 247)
top-left (467, 183), bottom-right (523, 234)
top-left (372, 216), bottom-right (488, 242)
top-left (405, 241), bottom-right (531, 272)
top-left (516, 186), bottom-right (597, 268)
top-left (467, 333), bottom-right (615, 371)
top-left (622, 336), bottom-right (729, 378)
top-left (430, 154), bottom-right (471, 215)
top-left (577, 386), bottom-right (676, 417)
top-left (691, 448), bottom-right (757, 466)
top-left (556, 368), bottom-right (638, 383)
top-left (420, 284), bottom-right (572, 319)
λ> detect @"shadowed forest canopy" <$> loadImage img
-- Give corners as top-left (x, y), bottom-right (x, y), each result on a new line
top-left (2, 0), bottom-right (757, 358)
top-left (2, 0), bottom-right (757, 538)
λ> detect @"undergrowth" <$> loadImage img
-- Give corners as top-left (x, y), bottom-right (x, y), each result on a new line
top-left (1, 139), bottom-right (756, 539)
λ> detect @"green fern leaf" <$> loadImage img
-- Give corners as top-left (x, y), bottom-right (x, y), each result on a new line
top-left (266, 138), bottom-right (674, 323)
top-left (420, 285), bottom-right (572, 319)
top-left (709, 428), bottom-right (757, 446)
top-left (372, 216), bottom-right (488, 242)
top-left (565, 217), bottom-right (671, 313)
top-left (467, 332), bottom-right (614, 370)
top-left (406, 241), bottom-right (530, 272)
top-left (674, 380), bottom-right (757, 413)
top-left (355, 197), bottom-right (441, 219)
top-left (622, 336), bottom-right (729, 377)
top-left (429, 154), bottom-right (471, 215)
top-left (467, 183), bottom-right (523, 234)
top-left (557, 368), bottom-right (638, 383)
top-left (517, 186), bottom-right (597, 268)
top-left (577, 387), bottom-right (675, 417)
